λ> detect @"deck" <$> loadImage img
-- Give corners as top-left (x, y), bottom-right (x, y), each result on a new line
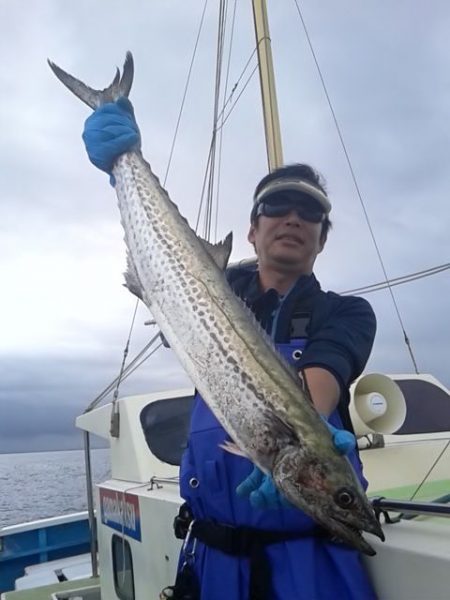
top-left (1, 577), bottom-right (100, 600)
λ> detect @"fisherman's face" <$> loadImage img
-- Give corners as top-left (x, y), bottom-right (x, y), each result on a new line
top-left (248, 208), bottom-right (326, 275)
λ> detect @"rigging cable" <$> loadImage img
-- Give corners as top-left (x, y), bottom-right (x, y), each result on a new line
top-left (118, 341), bottom-right (164, 382)
top-left (163, 0), bottom-right (210, 187)
top-left (214, 0), bottom-right (238, 242)
top-left (84, 296), bottom-right (139, 413)
top-left (203, 0), bottom-right (228, 241)
top-left (195, 52), bottom-right (259, 233)
top-left (89, 7), bottom-right (448, 404)
top-left (195, 138), bottom-right (215, 234)
top-left (216, 63), bottom-right (259, 130)
top-left (108, 297), bottom-right (140, 433)
top-left (87, 2), bottom-right (211, 411)
top-left (197, 10), bottom-right (261, 236)
top-left (292, 0), bottom-right (420, 374)
top-left (85, 330), bottom-right (162, 412)
top-left (409, 439), bottom-right (450, 502)
top-left (341, 262), bottom-right (450, 296)
top-left (103, 261), bottom-right (444, 396)
top-left (291, 2), bottom-right (450, 500)
top-left (116, 3), bottom-right (258, 389)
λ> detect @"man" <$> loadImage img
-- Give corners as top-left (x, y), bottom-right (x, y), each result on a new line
top-left (83, 100), bottom-right (377, 600)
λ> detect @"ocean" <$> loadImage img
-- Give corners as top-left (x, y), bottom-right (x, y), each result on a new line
top-left (0, 449), bottom-right (110, 528)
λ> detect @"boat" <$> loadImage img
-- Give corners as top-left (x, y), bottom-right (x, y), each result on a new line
top-left (2, 1), bottom-right (450, 598)
top-left (2, 373), bottom-right (450, 598)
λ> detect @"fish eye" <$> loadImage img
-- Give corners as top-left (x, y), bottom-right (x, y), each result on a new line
top-left (334, 488), bottom-right (355, 509)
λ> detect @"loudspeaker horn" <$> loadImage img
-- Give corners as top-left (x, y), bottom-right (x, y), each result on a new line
top-left (349, 373), bottom-right (407, 438)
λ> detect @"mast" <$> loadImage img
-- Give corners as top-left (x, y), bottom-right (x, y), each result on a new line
top-left (252, 0), bottom-right (284, 171)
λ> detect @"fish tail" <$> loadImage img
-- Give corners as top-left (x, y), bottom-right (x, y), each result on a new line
top-left (47, 52), bottom-right (134, 109)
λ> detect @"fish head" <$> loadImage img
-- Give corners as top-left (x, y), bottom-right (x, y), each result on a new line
top-left (272, 445), bottom-right (384, 555)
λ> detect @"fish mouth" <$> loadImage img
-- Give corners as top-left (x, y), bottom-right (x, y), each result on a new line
top-left (327, 515), bottom-right (385, 556)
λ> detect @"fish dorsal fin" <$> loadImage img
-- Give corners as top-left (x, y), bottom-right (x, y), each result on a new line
top-left (200, 232), bottom-right (233, 270)
top-left (123, 252), bottom-right (144, 300)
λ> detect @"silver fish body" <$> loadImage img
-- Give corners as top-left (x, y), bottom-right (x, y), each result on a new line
top-left (49, 53), bottom-right (384, 555)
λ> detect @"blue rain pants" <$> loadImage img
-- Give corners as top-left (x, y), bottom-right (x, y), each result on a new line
top-left (179, 340), bottom-right (377, 600)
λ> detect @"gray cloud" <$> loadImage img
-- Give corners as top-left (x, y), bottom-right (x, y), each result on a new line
top-left (0, 345), bottom-right (191, 452)
top-left (0, 1), bottom-right (449, 453)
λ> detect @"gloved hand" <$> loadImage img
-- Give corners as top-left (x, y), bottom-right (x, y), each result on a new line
top-left (82, 97), bottom-right (141, 180)
top-left (236, 418), bottom-right (356, 509)
top-left (325, 418), bottom-right (356, 455)
top-left (236, 466), bottom-right (292, 509)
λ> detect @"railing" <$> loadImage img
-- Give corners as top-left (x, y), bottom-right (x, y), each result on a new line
top-left (372, 497), bottom-right (450, 521)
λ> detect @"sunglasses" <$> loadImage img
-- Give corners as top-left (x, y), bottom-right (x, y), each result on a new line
top-left (254, 195), bottom-right (326, 224)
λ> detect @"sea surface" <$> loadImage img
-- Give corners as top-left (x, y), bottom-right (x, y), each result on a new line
top-left (0, 449), bottom-right (110, 528)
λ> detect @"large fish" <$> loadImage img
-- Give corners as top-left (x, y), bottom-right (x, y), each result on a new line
top-left (48, 52), bottom-right (384, 555)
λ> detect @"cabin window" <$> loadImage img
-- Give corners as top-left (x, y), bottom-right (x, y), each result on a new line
top-left (140, 394), bottom-right (195, 465)
top-left (395, 378), bottom-right (450, 434)
top-left (112, 534), bottom-right (135, 600)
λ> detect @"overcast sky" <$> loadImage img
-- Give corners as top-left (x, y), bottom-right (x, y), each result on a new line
top-left (0, 1), bottom-right (449, 453)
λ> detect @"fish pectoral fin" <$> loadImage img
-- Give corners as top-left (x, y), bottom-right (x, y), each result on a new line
top-left (219, 440), bottom-right (248, 457)
top-left (123, 252), bottom-right (144, 300)
top-left (199, 232), bottom-right (233, 270)
top-left (268, 411), bottom-right (299, 444)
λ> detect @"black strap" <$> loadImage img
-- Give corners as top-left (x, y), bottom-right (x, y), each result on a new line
top-left (250, 542), bottom-right (270, 600)
top-left (173, 504), bottom-right (329, 600)
top-left (191, 519), bottom-right (318, 553)
top-left (191, 519), bottom-right (327, 600)
top-left (163, 563), bottom-right (200, 600)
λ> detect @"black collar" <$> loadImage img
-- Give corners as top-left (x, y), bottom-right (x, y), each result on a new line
top-left (228, 267), bottom-right (320, 304)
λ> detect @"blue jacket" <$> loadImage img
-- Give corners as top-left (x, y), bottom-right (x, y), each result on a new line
top-left (179, 267), bottom-right (378, 599)
top-left (226, 266), bottom-right (377, 430)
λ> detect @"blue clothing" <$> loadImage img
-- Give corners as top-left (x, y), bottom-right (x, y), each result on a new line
top-left (179, 271), bottom-right (377, 599)
top-left (226, 268), bottom-right (376, 433)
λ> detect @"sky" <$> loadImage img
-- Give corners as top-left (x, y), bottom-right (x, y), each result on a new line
top-left (0, 0), bottom-right (449, 453)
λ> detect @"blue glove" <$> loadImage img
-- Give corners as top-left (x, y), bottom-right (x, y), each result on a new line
top-left (82, 97), bottom-right (141, 179)
top-left (325, 417), bottom-right (356, 455)
top-left (236, 466), bottom-right (292, 509)
top-left (236, 419), bottom-right (356, 509)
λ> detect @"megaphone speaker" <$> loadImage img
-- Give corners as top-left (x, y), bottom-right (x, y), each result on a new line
top-left (349, 373), bottom-right (407, 437)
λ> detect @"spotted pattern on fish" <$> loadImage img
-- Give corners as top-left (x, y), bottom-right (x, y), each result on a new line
top-left (48, 53), bottom-right (384, 554)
